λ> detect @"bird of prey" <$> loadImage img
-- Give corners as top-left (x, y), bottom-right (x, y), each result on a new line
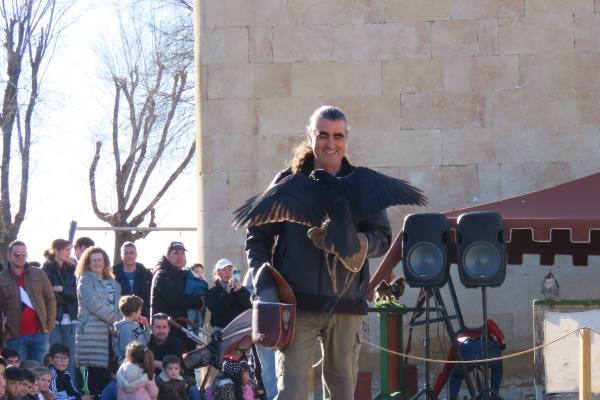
top-left (541, 272), bottom-right (559, 301)
top-left (232, 167), bottom-right (427, 258)
top-left (374, 277), bottom-right (406, 303)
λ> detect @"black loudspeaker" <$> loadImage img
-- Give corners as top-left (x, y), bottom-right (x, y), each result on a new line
top-left (402, 213), bottom-right (450, 288)
top-left (456, 211), bottom-right (506, 288)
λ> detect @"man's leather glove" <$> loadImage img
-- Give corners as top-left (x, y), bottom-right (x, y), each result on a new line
top-left (307, 226), bottom-right (369, 273)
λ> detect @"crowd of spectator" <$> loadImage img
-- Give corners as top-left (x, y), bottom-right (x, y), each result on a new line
top-left (0, 237), bottom-right (269, 400)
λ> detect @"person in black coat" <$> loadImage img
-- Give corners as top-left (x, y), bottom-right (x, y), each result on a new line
top-left (42, 239), bottom-right (78, 378)
top-left (111, 241), bottom-right (153, 319)
top-left (205, 258), bottom-right (251, 330)
top-left (150, 241), bottom-right (204, 348)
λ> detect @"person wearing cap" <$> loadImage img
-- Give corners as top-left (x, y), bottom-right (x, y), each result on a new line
top-left (205, 259), bottom-right (251, 330)
top-left (150, 241), bottom-right (204, 347)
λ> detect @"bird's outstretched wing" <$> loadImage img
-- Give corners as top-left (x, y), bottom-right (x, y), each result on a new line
top-left (341, 167), bottom-right (428, 219)
top-left (232, 173), bottom-right (328, 229)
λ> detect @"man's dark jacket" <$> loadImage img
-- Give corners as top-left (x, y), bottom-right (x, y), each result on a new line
top-left (42, 260), bottom-right (78, 321)
top-left (246, 156), bottom-right (392, 315)
top-left (150, 256), bottom-right (204, 320)
top-left (205, 282), bottom-right (251, 329)
top-left (111, 262), bottom-right (152, 318)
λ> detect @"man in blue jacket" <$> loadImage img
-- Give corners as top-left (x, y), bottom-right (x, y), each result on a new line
top-left (246, 106), bottom-right (392, 400)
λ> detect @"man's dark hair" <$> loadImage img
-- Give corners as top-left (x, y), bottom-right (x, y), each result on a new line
top-left (119, 295), bottom-right (144, 316)
top-left (74, 236), bottom-right (94, 248)
top-left (162, 354), bottom-right (181, 368)
top-left (4, 365), bottom-right (23, 381)
top-left (1, 348), bottom-right (19, 360)
top-left (48, 343), bottom-right (70, 358)
top-left (22, 368), bottom-right (35, 384)
top-left (7, 240), bottom-right (26, 253)
top-left (151, 313), bottom-right (169, 326)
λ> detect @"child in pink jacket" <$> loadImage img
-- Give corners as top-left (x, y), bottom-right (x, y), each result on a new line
top-left (116, 342), bottom-right (159, 400)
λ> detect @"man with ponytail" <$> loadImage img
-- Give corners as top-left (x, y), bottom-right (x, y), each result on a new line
top-left (245, 106), bottom-right (392, 399)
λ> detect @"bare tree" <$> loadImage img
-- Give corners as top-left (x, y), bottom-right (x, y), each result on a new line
top-left (89, 14), bottom-right (195, 263)
top-left (0, 0), bottom-right (73, 260)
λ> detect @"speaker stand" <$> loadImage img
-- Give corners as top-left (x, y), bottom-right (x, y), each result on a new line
top-left (433, 283), bottom-right (476, 398)
top-left (473, 287), bottom-right (502, 400)
top-left (410, 290), bottom-right (438, 400)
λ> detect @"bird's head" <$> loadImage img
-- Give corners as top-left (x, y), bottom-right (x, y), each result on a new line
top-left (310, 169), bottom-right (339, 185)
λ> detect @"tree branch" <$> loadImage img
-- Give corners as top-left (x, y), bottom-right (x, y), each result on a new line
top-left (89, 141), bottom-right (111, 223)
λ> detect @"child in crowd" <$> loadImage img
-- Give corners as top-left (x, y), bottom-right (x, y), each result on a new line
top-left (1, 349), bottom-right (20, 367)
top-left (0, 372), bottom-right (6, 399)
top-left (5, 365), bottom-right (24, 400)
top-left (184, 263), bottom-right (209, 334)
top-left (204, 360), bottom-right (255, 400)
top-left (114, 295), bottom-right (151, 364)
top-left (32, 367), bottom-right (54, 400)
top-left (0, 356), bottom-right (7, 374)
top-left (21, 369), bottom-right (37, 400)
top-left (46, 343), bottom-right (81, 400)
top-left (155, 355), bottom-right (188, 400)
top-left (115, 342), bottom-right (158, 400)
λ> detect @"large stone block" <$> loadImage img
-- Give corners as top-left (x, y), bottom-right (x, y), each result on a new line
top-left (347, 130), bottom-right (442, 167)
top-left (291, 62), bottom-right (381, 97)
top-left (258, 97), bottom-right (322, 135)
top-left (576, 88), bottom-right (600, 125)
top-left (255, 63), bottom-right (291, 98)
top-left (205, 0), bottom-right (253, 28)
top-left (203, 135), bottom-right (258, 173)
top-left (273, 25), bottom-right (335, 63)
top-left (442, 127), bottom-right (529, 165)
top-left (477, 161), bottom-right (573, 202)
top-left (432, 19), bottom-right (498, 57)
top-left (490, 89), bottom-right (577, 126)
top-left (382, 59), bottom-right (444, 93)
top-left (499, 15), bottom-right (573, 55)
top-left (255, 135), bottom-right (292, 173)
top-left (288, 0), bottom-right (381, 24)
top-left (208, 63), bottom-right (254, 99)
top-left (322, 95), bottom-right (402, 131)
top-left (520, 53), bottom-right (600, 89)
top-left (377, 165), bottom-right (479, 211)
top-left (444, 55), bottom-right (519, 92)
top-left (449, 0), bottom-right (524, 19)
top-left (227, 171), bottom-right (278, 213)
top-left (202, 27), bottom-right (249, 65)
top-left (401, 92), bottom-right (483, 129)
top-left (202, 99), bottom-right (257, 135)
top-left (574, 14), bottom-right (600, 52)
top-left (442, 126), bottom-right (600, 166)
top-left (198, 172), bottom-right (229, 212)
top-left (250, 27), bottom-right (273, 63)
top-left (384, 0), bottom-right (451, 22)
top-left (525, 0), bottom-right (593, 14)
top-left (254, 0), bottom-right (288, 26)
top-left (334, 23), bottom-right (430, 61)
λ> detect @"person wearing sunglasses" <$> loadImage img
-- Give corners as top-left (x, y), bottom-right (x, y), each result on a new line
top-left (0, 239), bottom-right (57, 362)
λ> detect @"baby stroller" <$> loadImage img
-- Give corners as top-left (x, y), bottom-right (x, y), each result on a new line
top-left (169, 310), bottom-right (267, 400)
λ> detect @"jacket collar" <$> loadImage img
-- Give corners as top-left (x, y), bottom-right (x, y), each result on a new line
top-left (298, 154), bottom-right (352, 177)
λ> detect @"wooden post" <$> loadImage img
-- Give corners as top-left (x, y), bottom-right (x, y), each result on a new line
top-left (579, 328), bottom-right (591, 400)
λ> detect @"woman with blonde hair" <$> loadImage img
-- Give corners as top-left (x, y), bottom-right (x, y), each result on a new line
top-left (42, 238), bottom-right (77, 377)
top-left (75, 246), bottom-right (122, 398)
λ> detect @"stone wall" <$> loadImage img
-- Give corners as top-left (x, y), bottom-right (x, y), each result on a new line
top-left (197, 0), bottom-right (600, 388)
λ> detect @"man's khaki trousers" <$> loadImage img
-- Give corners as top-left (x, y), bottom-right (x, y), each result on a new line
top-left (274, 309), bottom-right (363, 400)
